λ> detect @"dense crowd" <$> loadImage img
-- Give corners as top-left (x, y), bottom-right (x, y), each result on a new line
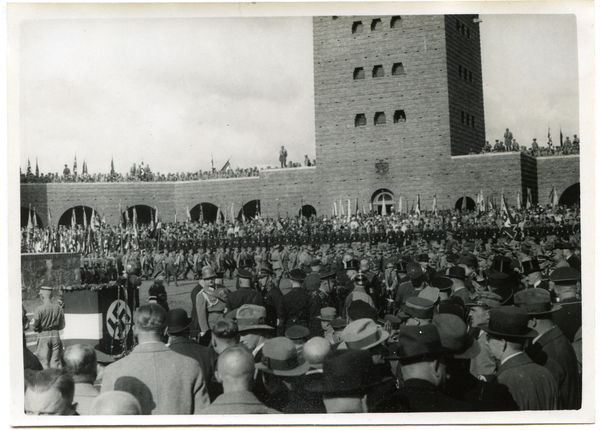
top-left (477, 129), bottom-right (580, 156)
top-left (23, 202), bottom-right (583, 415)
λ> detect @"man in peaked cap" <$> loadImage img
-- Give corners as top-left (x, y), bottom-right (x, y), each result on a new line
top-left (465, 291), bottom-right (502, 380)
top-left (375, 324), bottom-right (471, 412)
top-left (514, 288), bottom-right (581, 409)
top-left (278, 269), bottom-right (311, 336)
top-left (398, 296), bottom-right (434, 326)
top-left (479, 306), bottom-right (559, 410)
top-left (433, 313), bottom-right (519, 412)
top-left (258, 268), bottom-right (283, 330)
top-left (226, 268), bottom-right (263, 314)
top-left (32, 287), bottom-right (65, 369)
top-left (195, 266), bottom-right (229, 340)
top-left (550, 267), bottom-right (582, 343)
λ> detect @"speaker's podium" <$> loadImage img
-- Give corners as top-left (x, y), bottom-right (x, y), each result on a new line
top-left (61, 282), bottom-right (139, 358)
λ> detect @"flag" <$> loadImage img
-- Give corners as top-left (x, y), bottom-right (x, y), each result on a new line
top-left (47, 206), bottom-right (52, 227)
top-left (369, 202), bottom-right (373, 213)
top-left (111, 157), bottom-right (115, 175)
top-left (362, 201), bottom-right (366, 216)
top-left (220, 158), bottom-right (231, 172)
top-left (333, 201), bottom-right (337, 217)
top-left (211, 155), bottom-right (214, 171)
top-left (90, 209), bottom-right (96, 231)
top-left (27, 159), bottom-right (32, 176)
top-left (550, 186), bottom-right (559, 210)
top-left (71, 208), bottom-right (76, 228)
top-left (339, 197), bottom-right (344, 217)
top-left (547, 127), bottom-right (552, 145)
top-left (73, 154), bottom-right (77, 176)
top-left (216, 205), bottom-right (223, 224)
top-left (82, 160), bottom-right (88, 175)
top-left (33, 208), bottom-right (37, 228)
top-left (560, 127), bottom-right (563, 147)
top-left (27, 204), bottom-right (33, 230)
top-left (125, 207), bottom-right (130, 225)
top-left (186, 205), bottom-right (191, 222)
top-left (199, 204), bottom-right (204, 224)
top-left (398, 196), bottom-right (403, 213)
top-left (347, 199), bottom-right (351, 221)
top-left (500, 190), bottom-right (507, 215)
top-left (35, 158), bottom-right (39, 177)
top-left (415, 195), bottom-right (421, 215)
top-left (240, 202), bottom-right (246, 223)
top-left (83, 207), bottom-right (87, 228)
top-left (516, 190), bottom-right (522, 210)
top-left (174, 209), bottom-right (177, 224)
top-left (256, 201), bottom-right (261, 219)
top-left (526, 188), bottom-right (532, 209)
top-left (231, 203), bottom-right (235, 222)
top-left (355, 198), bottom-right (359, 216)
top-left (461, 194), bottom-right (467, 212)
top-left (432, 194), bottom-right (438, 215)
top-left (381, 198), bottom-right (387, 216)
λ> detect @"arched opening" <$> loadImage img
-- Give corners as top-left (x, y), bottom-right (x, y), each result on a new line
top-left (21, 207), bottom-right (44, 229)
top-left (300, 205), bottom-right (317, 219)
top-left (58, 206), bottom-right (98, 227)
top-left (455, 197), bottom-right (476, 211)
top-left (122, 205), bottom-right (155, 226)
top-left (371, 189), bottom-right (394, 215)
top-left (238, 200), bottom-right (261, 222)
top-left (559, 183), bottom-right (580, 207)
top-left (190, 203), bottom-right (223, 223)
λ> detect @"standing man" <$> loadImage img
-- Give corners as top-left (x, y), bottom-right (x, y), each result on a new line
top-left (32, 286), bottom-right (65, 369)
top-left (101, 304), bottom-right (210, 414)
top-left (504, 128), bottom-right (513, 151)
top-left (278, 269), bottom-right (311, 336)
top-left (196, 266), bottom-right (229, 337)
top-left (226, 269), bottom-right (263, 314)
top-left (279, 146), bottom-right (288, 168)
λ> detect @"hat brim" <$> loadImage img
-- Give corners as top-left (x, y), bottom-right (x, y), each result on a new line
top-left (523, 303), bottom-right (562, 316)
top-left (256, 359), bottom-right (310, 377)
top-left (167, 319), bottom-right (193, 334)
top-left (453, 336), bottom-right (481, 360)
top-left (238, 324), bottom-right (274, 332)
top-left (316, 316), bottom-right (336, 321)
top-left (337, 329), bottom-right (390, 351)
top-left (478, 323), bottom-right (538, 339)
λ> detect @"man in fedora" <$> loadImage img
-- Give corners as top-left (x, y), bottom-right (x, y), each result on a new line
top-left (32, 286), bottom-right (65, 369)
top-left (479, 306), bottom-right (559, 410)
top-left (200, 346), bottom-right (280, 414)
top-left (465, 291), bottom-right (502, 380)
top-left (514, 288), bottom-right (581, 409)
top-left (255, 337), bottom-right (313, 412)
top-left (227, 268), bottom-right (263, 314)
top-left (550, 267), bottom-right (582, 343)
top-left (234, 304), bottom-right (274, 361)
top-left (312, 307), bottom-right (337, 339)
top-left (433, 314), bottom-right (519, 411)
top-left (338, 318), bottom-right (397, 410)
top-left (166, 308), bottom-right (217, 399)
top-left (376, 324), bottom-right (470, 412)
top-left (304, 259), bottom-right (323, 292)
top-left (278, 269), bottom-right (311, 336)
top-left (195, 266), bottom-right (229, 337)
top-left (306, 349), bottom-right (387, 413)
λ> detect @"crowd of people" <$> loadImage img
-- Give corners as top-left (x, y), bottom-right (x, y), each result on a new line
top-left (477, 128), bottom-right (580, 156)
top-left (23, 201), bottom-right (583, 415)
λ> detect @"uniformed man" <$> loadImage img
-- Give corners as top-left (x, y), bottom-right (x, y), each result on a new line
top-left (549, 267), bottom-right (581, 343)
top-left (32, 287), bottom-right (65, 369)
top-left (195, 266), bottom-right (229, 337)
top-left (304, 259), bottom-right (322, 292)
top-left (307, 273), bottom-right (335, 338)
top-left (258, 268), bottom-right (283, 329)
top-left (148, 276), bottom-right (169, 313)
top-left (227, 269), bottom-right (263, 313)
top-left (278, 269), bottom-right (311, 336)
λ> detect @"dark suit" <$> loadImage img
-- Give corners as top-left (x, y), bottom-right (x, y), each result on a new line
top-left (278, 287), bottom-right (311, 336)
top-left (496, 352), bottom-right (559, 410)
top-left (101, 341), bottom-right (210, 414)
top-left (304, 272), bottom-right (321, 292)
top-left (262, 283), bottom-right (283, 329)
top-left (189, 284), bottom-right (203, 339)
top-left (226, 287), bottom-right (263, 313)
top-left (527, 326), bottom-right (581, 409)
top-left (374, 379), bottom-right (471, 412)
top-left (552, 299), bottom-right (582, 343)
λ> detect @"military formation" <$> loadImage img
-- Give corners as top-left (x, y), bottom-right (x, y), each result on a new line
top-left (23, 202), bottom-right (583, 415)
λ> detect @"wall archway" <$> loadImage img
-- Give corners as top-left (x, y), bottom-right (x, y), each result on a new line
top-left (190, 203), bottom-right (223, 223)
top-left (559, 183), bottom-right (580, 207)
top-left (371, 189), bottom-right (394, 215)
top-left (455, 197), bottom-right (476, 211)
top-left (21, 207), bottom-right (44, 229)
top-left (238, 200), bottom-right (261, 222)
top-left (58, 206), bottom-right (98, 227)
top-left (122, 205), bottom-right (156, 225)
top-left (300, 204), bottom-right (317, 219)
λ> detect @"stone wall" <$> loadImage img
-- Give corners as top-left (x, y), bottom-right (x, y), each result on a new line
top-left (536, 155), bottom-right (580, 205)
top-left (21, 253), bottom-right (81, 300)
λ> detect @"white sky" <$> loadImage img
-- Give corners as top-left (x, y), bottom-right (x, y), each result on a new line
top-left (18, 13), bottom-right (580, 175)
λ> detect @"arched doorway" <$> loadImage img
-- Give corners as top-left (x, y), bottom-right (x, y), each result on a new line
top-left (190, 203), bottom-right (223, 223)
top-left (21, 207), bottom-right (43, 229)
top-left (559, 183), bottom-right (580, 207)
top-left (238, 200), bottom-right (261, 222)
top-left (122, 205), bottom-right (155, 225)
top-left (58, 206), bottom-right (98, 227)
top-left (371, 189), bottom-right (394, 215)
top-left (300, 205), bottom-right (317, 219)
top-left (455, 197), bottom-right (476, 211)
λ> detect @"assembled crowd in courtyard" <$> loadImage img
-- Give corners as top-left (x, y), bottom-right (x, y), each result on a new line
top-left (23, 202), bottom-right (583, 415)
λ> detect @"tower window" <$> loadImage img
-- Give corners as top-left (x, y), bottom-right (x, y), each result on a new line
top-left (374, 112), bottom-right (386, 125)
top-left (391, 16), bottom-right (402, 28)
top-left (371, 19), bottom-right (383, 31)
top-left (353, 67), bottom-right (365, 80)
top-left (392, 63), bottom-right (405, 75)
top-left (372, 65), bottom-right (384, 78)
top-left (355, 114), bottom-right (367, 127)
top-left (352, 21), bottom-right (364, 34)
top-left (394, 110), bottom-right (406, 123)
